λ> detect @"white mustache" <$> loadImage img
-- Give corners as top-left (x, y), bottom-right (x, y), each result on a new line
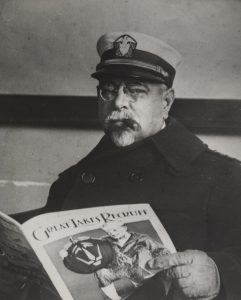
top-left (106, 111), bottom-right (133, 121)
top-left (105, 111), bottom-right (140, 130)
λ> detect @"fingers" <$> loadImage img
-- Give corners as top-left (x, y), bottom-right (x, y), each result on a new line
top-left (147, 251), bottom-right (193, 271)
top-left (164, 265), bottom-right (191, 279)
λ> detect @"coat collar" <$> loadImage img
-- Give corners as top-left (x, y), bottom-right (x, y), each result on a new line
top-left (82, 117), bottom-right (207, 173)
top-left (150, 117), bottom-right (207, 173)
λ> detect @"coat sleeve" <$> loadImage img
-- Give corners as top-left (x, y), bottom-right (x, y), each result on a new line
top-left (207, 156), bottom-right (241, 299)
top-left (44, 163), bottom-right (81, 213)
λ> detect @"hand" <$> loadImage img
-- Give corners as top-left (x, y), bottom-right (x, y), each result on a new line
top-left (146, 250), bottom-right (220, 299)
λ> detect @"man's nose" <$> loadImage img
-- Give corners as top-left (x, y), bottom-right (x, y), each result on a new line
top-left (113, 86), bottom-right (130, 109)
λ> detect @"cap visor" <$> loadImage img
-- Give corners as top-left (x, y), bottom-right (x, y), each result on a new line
top-left (91, 66), bottom-right (166, 83)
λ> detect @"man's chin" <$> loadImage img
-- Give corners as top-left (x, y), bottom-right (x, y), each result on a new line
top-left (110, 130), bottom-right (136, 147)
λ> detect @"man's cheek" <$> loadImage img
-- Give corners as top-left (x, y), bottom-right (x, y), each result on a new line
top-left (98, 108), bottom-right (109, 126)
top-left (98, 101), bottom-right (111, 115)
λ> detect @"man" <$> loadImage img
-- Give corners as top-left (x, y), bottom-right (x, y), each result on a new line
top-left (1, 31), bottom-right (241, 299)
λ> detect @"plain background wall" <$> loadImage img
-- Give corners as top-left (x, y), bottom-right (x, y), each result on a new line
top-left (0, 0), bottom-right (241, 214)
top-left (0, 0), bottom-right (241, 98)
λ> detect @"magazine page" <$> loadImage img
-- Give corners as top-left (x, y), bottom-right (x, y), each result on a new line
top-left (22, 204), bottom-right (175, 300)
top-left (0, 211), bottom-right (51, 283)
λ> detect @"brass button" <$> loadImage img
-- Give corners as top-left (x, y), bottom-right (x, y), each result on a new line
top-left (81, 172), bottom-right (96, 184)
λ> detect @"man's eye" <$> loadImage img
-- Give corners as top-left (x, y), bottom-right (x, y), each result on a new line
top-left (100, 88), bottom-right (117, 100)
top-left (102, 89), bottom-right (115, 95)
top-left (101, 83), bottom-right (116, 91)
top-left (101, 87), bottom-right (111, 93)
top-left (128, 87), bottom-right (147, 95)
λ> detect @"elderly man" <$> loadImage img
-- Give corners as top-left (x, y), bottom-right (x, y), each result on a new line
top-left (1, 32), bottom-right (241, 299)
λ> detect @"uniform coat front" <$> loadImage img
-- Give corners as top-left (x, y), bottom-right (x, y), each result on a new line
top-left (15, 118), bottom-right (241, 299)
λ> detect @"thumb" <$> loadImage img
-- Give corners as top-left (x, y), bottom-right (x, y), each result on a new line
top-left (146, 252), bottom-right (193, 271)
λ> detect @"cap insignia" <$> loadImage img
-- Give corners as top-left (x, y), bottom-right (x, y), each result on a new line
top-left (113, 34), bottom-right (137, 58)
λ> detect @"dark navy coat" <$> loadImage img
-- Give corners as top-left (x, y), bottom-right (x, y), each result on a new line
top-left (11, 118), bottom-right (241, 299)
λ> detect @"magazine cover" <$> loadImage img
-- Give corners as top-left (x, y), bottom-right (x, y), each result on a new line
top-left (20, 203), bottom-right (175, 300)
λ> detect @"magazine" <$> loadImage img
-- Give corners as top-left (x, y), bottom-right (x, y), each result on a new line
top-left (0, 204), bottom-right (175, 300)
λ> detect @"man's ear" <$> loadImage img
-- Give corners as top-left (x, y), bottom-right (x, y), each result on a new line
top-left (162, 88), bottom-right (175, 119)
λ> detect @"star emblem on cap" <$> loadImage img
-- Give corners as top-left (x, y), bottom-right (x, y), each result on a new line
top-left (113, 34), bottom-right (137, 58)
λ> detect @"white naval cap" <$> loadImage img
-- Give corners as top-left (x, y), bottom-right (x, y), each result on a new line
top-left (92, 32), bottom-right (182, 87)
